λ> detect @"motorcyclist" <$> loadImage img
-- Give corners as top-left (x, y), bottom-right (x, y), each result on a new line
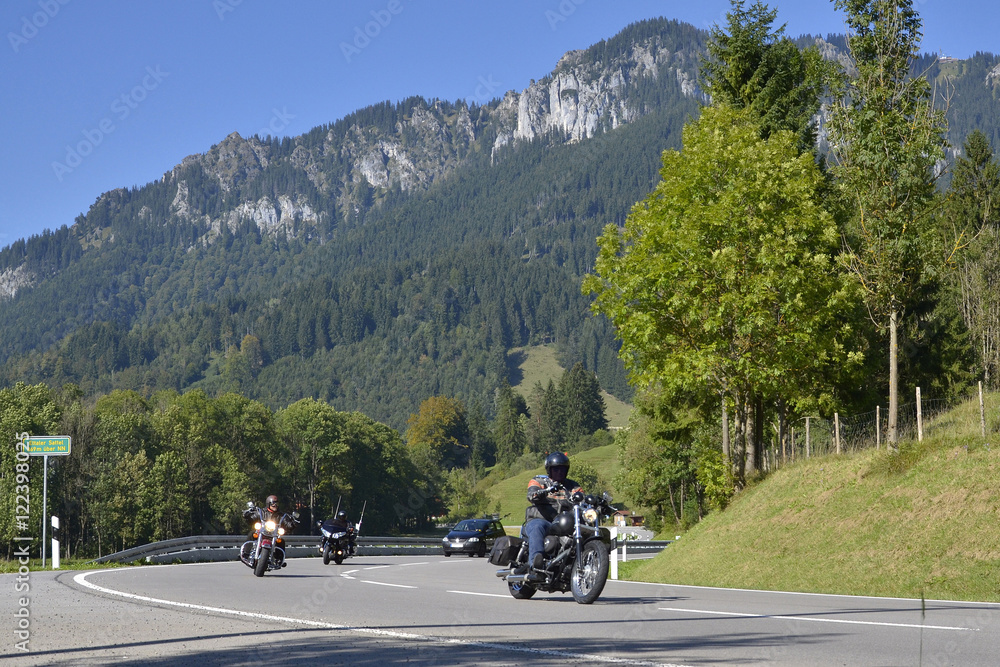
top-left (327, 510), bottom-right (357, 555)
top-left (517, 452), bottom-right (582, 580)
top-left (244, 495), bottom-right (288, 527)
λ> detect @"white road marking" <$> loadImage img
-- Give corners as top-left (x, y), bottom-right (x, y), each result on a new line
top-left (363, 565), bottom-right (390, 570)
top-left (658, 606), bottom-right (979, 631)
top-left (360, 580), bottom-right (417, 589)
top-left (340, 569), bottom-right (359, 579)
top-left (73, 570), bottom-right (679, 666)
top-left (447, 590), bottom-right (510, 599)
top-left (397, 561), bottom-right (428, 566)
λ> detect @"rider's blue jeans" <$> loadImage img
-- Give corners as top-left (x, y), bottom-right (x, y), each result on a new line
top-left (524, 518), bottom-right (550, 567)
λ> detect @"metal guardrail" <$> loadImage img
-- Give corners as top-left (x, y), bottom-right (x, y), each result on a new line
top-left (94, 536), bottom-right (671, 565)
top-left (93, 535), bottom-right (449, 564)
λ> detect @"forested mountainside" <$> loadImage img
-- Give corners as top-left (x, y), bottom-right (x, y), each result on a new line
top-left (1, 17), bottom-right (998, 431)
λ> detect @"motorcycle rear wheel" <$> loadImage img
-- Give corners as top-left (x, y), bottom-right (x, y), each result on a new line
top-left (254, 547), bottom-right (270, 577)
top-left (322, 544), bottom-right (332, 565)
top-left (508, 580), bottom-right (536, 599)
top-left (571, 540), bottom-right (609, 604)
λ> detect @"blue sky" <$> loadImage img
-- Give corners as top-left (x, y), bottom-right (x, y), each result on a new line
top-left (2, 0), bottom-right (995, 249)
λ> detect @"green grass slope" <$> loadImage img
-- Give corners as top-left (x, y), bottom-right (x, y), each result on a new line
top-left (626, 396), bottom-right (1000, 602)
top-left (486, 444), bottom-right (621, 530)
top-left (508, 344), bottom-right (632, 428)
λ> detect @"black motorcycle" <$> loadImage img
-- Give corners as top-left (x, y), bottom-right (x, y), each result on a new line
top-left (493, 488), bottom-right (616, 604)
top-left (317, 519), bottom-right (355, 565)
top-left (240, 502), bottom-right (299, 577)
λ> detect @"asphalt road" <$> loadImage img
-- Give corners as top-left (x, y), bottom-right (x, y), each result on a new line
top-left (3, 555), bottom-right (999, 666)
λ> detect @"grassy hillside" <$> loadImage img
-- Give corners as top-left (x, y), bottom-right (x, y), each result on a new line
top-left (485, 443), bottom-right (621, 530)
top-left (625, 394), bottom-right (1000, 602)
top-left (508, 344), bottom-right (632, 429)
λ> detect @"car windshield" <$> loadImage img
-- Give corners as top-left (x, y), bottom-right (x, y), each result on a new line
top-left (453, 520), bottom-right (488, 532)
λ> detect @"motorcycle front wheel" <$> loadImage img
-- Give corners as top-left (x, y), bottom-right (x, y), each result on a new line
top-left (323, 544), bottom-right (332, 565)
top-left (571, 540), bottom-right (609, 604)
top-left (254, 547), bottom-right (270, 577)
top-left (334, 551), bottom-right (345, 565)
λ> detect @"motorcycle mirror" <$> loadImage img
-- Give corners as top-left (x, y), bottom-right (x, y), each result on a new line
top-left (246, 501), bottom-right (255, 509)
top-left (292, 511), bottom-right (300, 519)
top-left (603, 491), bottom-right (613, 504)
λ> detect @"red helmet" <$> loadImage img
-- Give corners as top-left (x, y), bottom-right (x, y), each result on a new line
top-left (265, 495), bottom-right (278, 511)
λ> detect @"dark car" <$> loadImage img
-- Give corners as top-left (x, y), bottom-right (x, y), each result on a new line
top-left (441, 518), bottom-right (506, 557)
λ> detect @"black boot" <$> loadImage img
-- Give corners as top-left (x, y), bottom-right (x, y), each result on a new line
top-left (526, 553), bottom-right (546, 582)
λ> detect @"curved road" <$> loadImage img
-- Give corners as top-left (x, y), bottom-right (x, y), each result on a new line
top-left (3, 555), bottom-right (999, 665)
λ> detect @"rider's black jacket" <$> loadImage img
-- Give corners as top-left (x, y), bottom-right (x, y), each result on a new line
top-left (525, 474), bottom-right (582, 522)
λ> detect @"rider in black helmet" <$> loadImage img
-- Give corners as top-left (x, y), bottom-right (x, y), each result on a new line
top-left (518, 452), bottom-right (582, 580)
top-left (328, 509), bottom-right (357, 555)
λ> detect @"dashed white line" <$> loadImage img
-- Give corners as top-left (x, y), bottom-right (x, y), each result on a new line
top-left (447, 590), bottom-right (510, 599)
top-left (658, 606), bottom-right (979, 631)
top-left (360, 580), bottom-right (417, 589)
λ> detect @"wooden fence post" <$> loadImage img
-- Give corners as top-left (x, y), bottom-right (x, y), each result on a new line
top-left (980, 381), bottom-right (986, 439)
top-left (916, 387), bottom-right (923, 442)
top-left (806, 417), bottom-right (811, 458)
top-left (835, 412), bottom-right (841, 454)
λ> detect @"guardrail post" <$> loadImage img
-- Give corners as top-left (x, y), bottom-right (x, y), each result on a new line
top-left (609, 527), bottom-right (618, 580)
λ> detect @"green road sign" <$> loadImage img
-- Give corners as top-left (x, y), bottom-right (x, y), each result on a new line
top-left (25, 436), bottom-right (71, 456)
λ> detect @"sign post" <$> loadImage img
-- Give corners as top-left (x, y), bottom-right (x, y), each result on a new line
top-left (25, 436), bottom-right (71, 568)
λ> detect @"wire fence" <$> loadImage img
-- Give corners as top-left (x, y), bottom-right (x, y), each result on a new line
top-left (759, 384), bottom-right (999, 471)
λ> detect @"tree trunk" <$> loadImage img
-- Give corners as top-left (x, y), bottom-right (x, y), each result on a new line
top-left (888, 308), bottom-right (899, 447)
top-left (721, 398), bottom-right (730, 470)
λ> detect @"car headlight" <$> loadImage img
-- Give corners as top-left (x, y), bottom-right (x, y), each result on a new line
top-left (254, 522), bottom-right (262, 530)
top-left (467, 537), bottom-right (479, 542)
top-left (583, 509), bottom-right (599, 524)
top-left (442, 537), bottom-right (450, 542)
top-left (265, 520), bottom-right (277, 532)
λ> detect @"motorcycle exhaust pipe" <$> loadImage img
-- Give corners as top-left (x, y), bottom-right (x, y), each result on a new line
top-left (495, 569), bottom-right (511, 578)
top-left (504, 574), bottom-right (527, 584)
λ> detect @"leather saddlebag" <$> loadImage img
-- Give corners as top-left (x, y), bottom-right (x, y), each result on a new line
top-left (488, 535), bottom-right (522, 566)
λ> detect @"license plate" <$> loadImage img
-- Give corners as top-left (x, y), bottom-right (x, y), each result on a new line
top-left (262, 538), bottom-right (272, 547)
top-left (452, 542), bottom-right (463, 548)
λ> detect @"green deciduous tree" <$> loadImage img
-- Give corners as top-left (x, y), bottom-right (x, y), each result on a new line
top-left (277, 398), bottom-right (349, 528)
top-left (0, 383), bottom-right (61, 556)
top-left (584, 104), bottom-right (857, 483)
top-left (405, 395), bottom-right (470, 473)
top-left (827, 0), bottom-right (948, 445)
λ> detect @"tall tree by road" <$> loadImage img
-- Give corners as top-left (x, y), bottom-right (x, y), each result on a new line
top-left (584, 104), bottom-right (856, 484)
top-left (826, 0), bottom-right (948, 446)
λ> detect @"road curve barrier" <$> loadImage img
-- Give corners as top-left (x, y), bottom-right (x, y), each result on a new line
top-left (91, 536), bottom-right (670, 565)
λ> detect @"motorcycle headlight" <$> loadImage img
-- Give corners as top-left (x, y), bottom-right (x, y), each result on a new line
top-left (254, 522), bottom-right (262, 531)
top-left (278, 527), bottom-right (285, 535)
top-left (265, 520), bottom-right (277, 532)
top-left (583, 509), bottom-right (599, 524)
